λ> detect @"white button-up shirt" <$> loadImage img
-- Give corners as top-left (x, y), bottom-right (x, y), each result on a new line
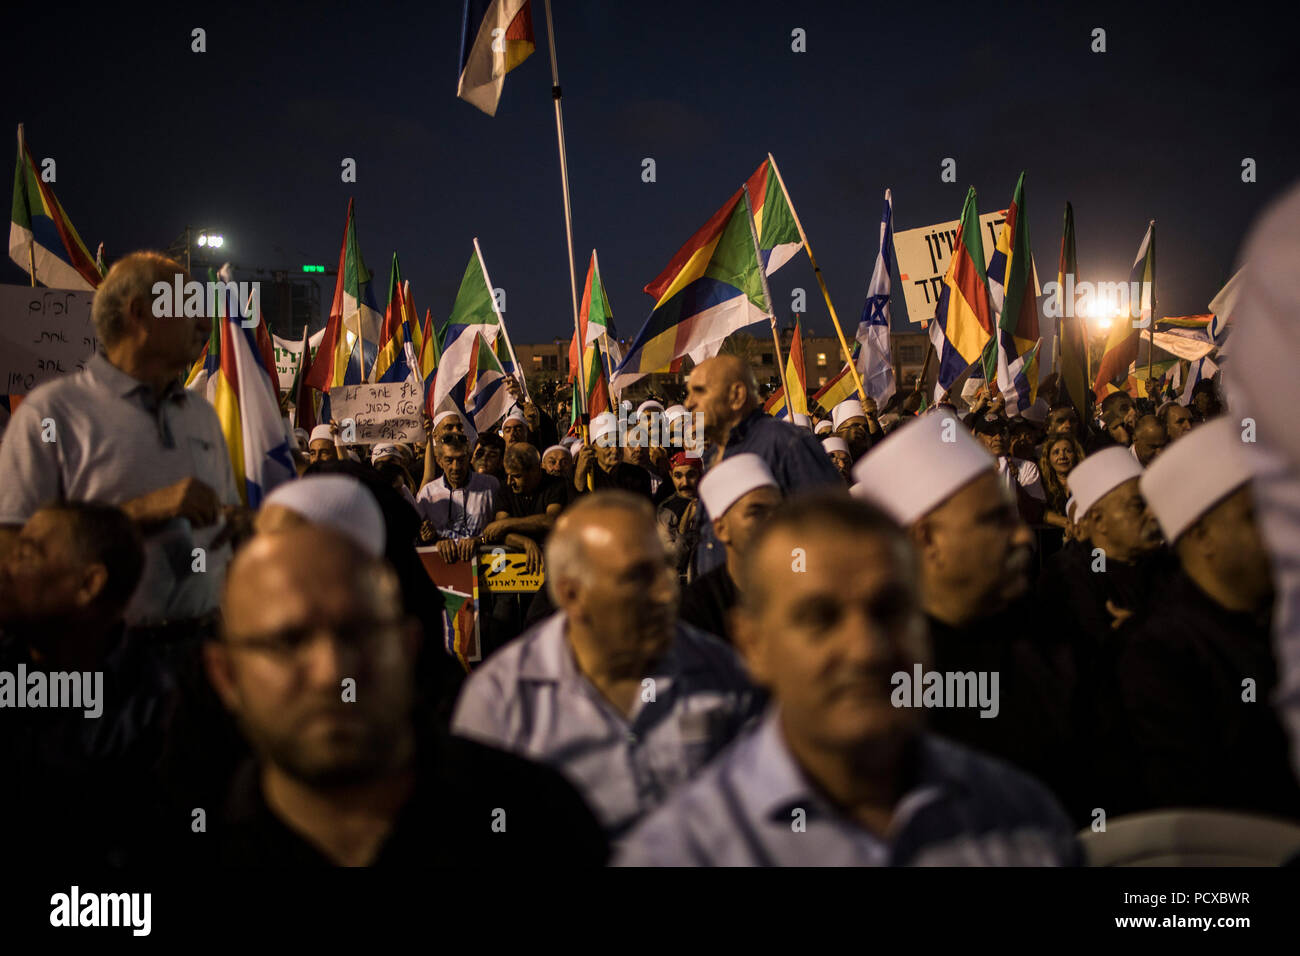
top-left (616, 710), bottom-right (1081, 866)
top-left (415, 472), bottom-right (498, 539)
top-left (451, 611), bottom-right (762, 836)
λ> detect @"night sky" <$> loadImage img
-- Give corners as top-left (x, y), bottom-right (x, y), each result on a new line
top-left (7, 1), bottom-right (1297, 342)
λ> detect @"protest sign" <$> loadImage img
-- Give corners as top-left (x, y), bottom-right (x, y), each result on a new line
top-left (326, 378), bottom-right (425, 443)
top-left (272, 328), bottom-right (326, 392)
top-left (0, 284), bottom-right (100, 394)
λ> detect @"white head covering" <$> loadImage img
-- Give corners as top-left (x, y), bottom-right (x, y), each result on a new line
top-left (850, 413), bottom-right (994, 525)
top-left (263, 475), bottom-right (386, 557)
top-left (790, 413), bottom-right (812, 430)
top-left (590, 412), bottom-right (619, 446)
top-left (832, 399), bottom-right (866, 431)
top-left (308, 424), bottom-right (334, 444)
top-left (570, 443), bottom-right (583, 458)
top-left (1065, 495), bottom-right (1078, 523)
top-left (1067, 447), bottom-right (1145, 520)
top-left (542, 444), bottom-right (568, 459)
top-left (663, 404), bottom-right (688, 423)
top-left (637, 400), bottom-right (665, 416)
top-left (503, 408), bottom-right (527, 427)
top-left (1140, 417), bottom-right (1257, 543)
top-left (814, 419), bottom-right (832, 435)
top-left (432, 410), bottom-right (462, 429)
top-left (292, 427), bottom-right (309, 451)
top-left (698, 453), bottom-right (778, 520)
top-left (370, 442), bottom-right (410, 465)
top-left (821, 436), bottom-right (850, 455)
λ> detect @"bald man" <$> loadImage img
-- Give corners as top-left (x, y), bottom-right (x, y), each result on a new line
top-left (1130, 414), bottom-right (1168, 466)
top-left (684, 355), bottom-right (840, 576)
top-left (452, 491), bottom-right (760, 837)
top-left (201, 526), bottom-right (605, 865)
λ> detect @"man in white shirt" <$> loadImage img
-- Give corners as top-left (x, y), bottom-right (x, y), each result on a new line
top-left (414, 433), bottom-right (498, 561)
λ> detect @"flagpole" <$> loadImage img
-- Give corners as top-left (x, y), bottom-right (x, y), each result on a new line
top-left (742, 184), bottom-right (787, 399)
top-left (766, 152), bottom-right (869, 405)
top-left (542, 0), bottom-right (585, 423)
top-left (1146, 220), bottom-right (1156, 388)
top-left (473, 237), bottom-right (529, 403)
top-left (17, 125), bottom-right (36, 287)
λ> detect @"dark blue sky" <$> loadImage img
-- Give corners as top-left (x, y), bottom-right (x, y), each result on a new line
top-left (7, 1), bottom-right (1297, 342)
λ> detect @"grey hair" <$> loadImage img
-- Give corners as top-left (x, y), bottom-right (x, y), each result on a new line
top-left (91, 251), bottom-right (182, 347)
top-left (544, 490), bottom-right (656, 604)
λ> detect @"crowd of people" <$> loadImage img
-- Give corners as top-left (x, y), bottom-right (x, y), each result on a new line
top-left (0, 249), bottom-right (1297, 867)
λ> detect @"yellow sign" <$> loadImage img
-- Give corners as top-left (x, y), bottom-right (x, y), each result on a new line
top-left (481, 550), bottom-right (545, 593)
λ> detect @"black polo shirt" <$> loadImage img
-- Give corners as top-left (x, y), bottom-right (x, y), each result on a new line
top-left (499, 474), bottom-right (568, 519)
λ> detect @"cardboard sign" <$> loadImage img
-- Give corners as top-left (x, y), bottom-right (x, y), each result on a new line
top-left (272, 328), bottom-right (326, 392)
top-left (893, 210), bottom-right (1040, 324)
top-left (0, 285), bottom-right (100, 394)
top-left (326, 379), bottom-right (426, 443)
top-left (481, 549), bottom-right (545, 593)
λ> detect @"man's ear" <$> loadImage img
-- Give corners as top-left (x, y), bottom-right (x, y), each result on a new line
top-left (910, 518), bottom-right (935, 561)
top-left (714, 513), bottom-right (733, 548)
top-left (74, 562), bottom-right (109, 609)
top-left (727, 380), bottom-right (747, 411)
top-left (202, 640), bottom-right (241, 713)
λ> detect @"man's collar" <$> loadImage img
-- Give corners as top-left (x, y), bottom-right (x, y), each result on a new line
top-left (726, 407), bottom-right (766, 445)
top-left (88, 353), bottom-right (188, 405)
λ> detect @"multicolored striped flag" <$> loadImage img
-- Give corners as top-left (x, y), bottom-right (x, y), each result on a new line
top-left (927, 187), bottom-right (994, 398)
top-left (454, 330), bottom-right (513, 431)
top-left (457, 0), bottom-right (536, 116)
top-left (208, 285), bottom-right (296, 507)
top-left (782, 316), bottom-right (809, 416)
top-left (812, 341), bottom-right (862, 414)
top-left (9, 125), bottom-right (100, 290)
top-left (304, 200), bottom-right (378, 394)
top-left (1056, 202), bottom-right (1091, 421)
top-left (372, 253), bottom-right (420, 384)
top-left (613, 164), bottom-right (776, 391)
top-left (989, 173), bottom-right (1041, 415)
top-left (856, 189), bottom-right (896, 406)
top-left (419, 308), bottom-right (443, 418)
top-left (288, 324), bottom-right (317, 433)
top-left (432, 243), bottom-right (507, 417)
top-left (1094, 220), bottom-right (1154, 400)
top-left (569, 251), bottom-right (614, 417)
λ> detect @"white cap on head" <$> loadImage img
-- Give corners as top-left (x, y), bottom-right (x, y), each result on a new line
top-left (832, 399), bottom-right (866, 431)
top-left (503, 408), bottom-right (527, 427)
top-left (790, 413), bottom-right (812, 429)
top-left (637, 400), bottom-right (664, 416)
top-left (1067, 447), bottom-right (1145, 520)
top-left (542, 444), bottom-right (567, 459)
top-left (1065, 495), bottom-right (1078, 522)
top-left (263, 475), bottom-right (386, 558)
top-left (814, 419), bottom-right (832, 435)
top-left (433, 410), bottom-right (461, 429)
top-left (663, 404), bottom-right (688, 423)
top-left (570, 443), bottom-right (583, 458)
top-left (698, 453), bottom-right (778, 520)
top-left (370, 442), bottom-right (409, 464)
top-left (850, 413), bottom-right (994, 525)
top-left (308, 424), bottom-right (334, 444)
top-left (1140, 417), bottom-right (1257, 543)
top-left (590, 412), bottom-right (619, 446)
top-left (821, 435), bottom-right (850, 455)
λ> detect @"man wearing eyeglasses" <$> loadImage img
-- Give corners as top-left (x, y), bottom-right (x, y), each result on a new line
top-left (199, 524), bottom-right (606, 866)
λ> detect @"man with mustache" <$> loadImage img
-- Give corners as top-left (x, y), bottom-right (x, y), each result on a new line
top-left (452, 491), bottom-right (761, 837)
top-left (852, 414), bottom-right (1072, 801)
top-left (617, 494), bottom-right (1080, 866)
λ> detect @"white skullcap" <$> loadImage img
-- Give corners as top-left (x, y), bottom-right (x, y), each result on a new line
top-left (542, 444), bottom-right (567, 459)
top-left (370, 442), bottom-right (409, 464)
top-left (850, 413), bottom-right (994, 525)
top-left (263, 475), bottom-right (386, 558)
top-left (308, 425), bottom-right (334, 444)
top-left (637, 400), bottom-right (665, 416)
top-left (699, 453), bottom-right (778, 520)
top-left (832, 399), bottom-right (866, 431)
top-left (503, 408), bottom-right (527, 426)
top-left (1140, 417), bottom-right (1257, 543)
top-left (1065, 495), bottom-right (1078, 522)
top-left (560, 435), bottom-right (580, 447)
top-left (1067, 447), bottom-right (1145, 520)
top-left (821, 436), bottom-right (850, 455)
top-left (790, 413), bottom-right (812, 429)
top-left (663, 404), bottom-right (688, 423)
top-left (590, 412), bottom-right (619, 446)
top-left (570, 443), bottom-right (582, 458)
top-left (433, 410), bottom-right (462, 428)
top-left (293, 427), bottom-right (309, 441)
top-left (814, 419), bottom-right (832, 435)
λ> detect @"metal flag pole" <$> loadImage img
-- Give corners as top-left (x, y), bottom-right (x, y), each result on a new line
top-left (543, 0), bottom-right (586, 431)
top-left (766, 152), bottom-right (869, 404)
top-left (742, 183), bottom-right (787, 400)
top-left (1146, 220), bottom-right (1156, 390)
top-left (474, 237), bottom-right (529, 403)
